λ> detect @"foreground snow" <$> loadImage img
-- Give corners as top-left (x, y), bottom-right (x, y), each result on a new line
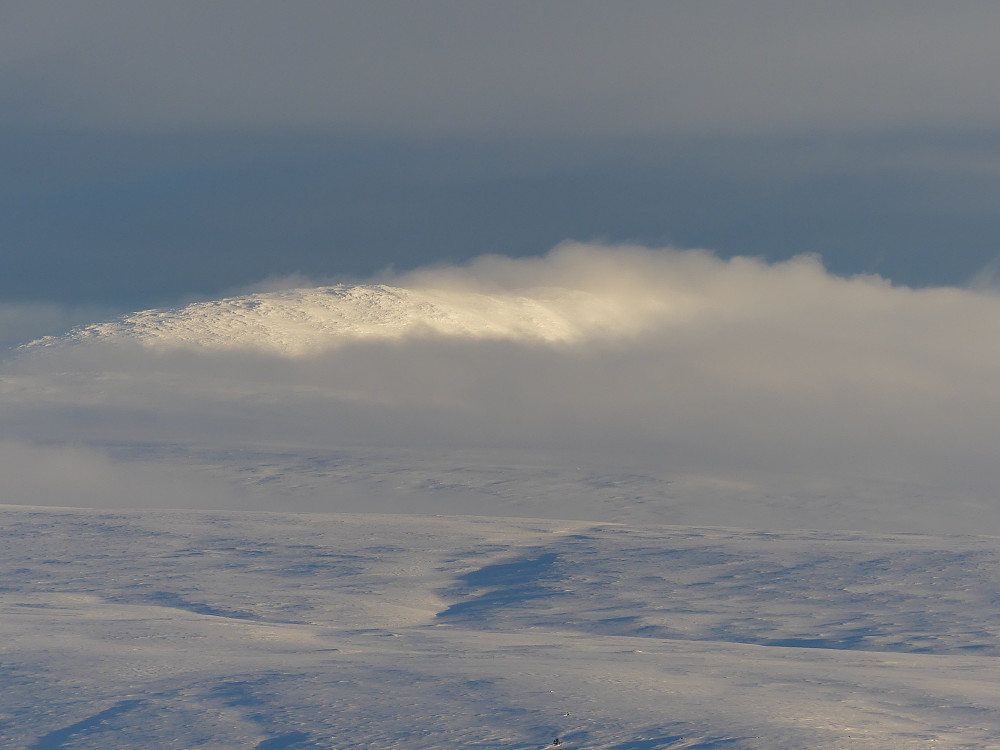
top-left (3, 506), bottom-right (998, 749)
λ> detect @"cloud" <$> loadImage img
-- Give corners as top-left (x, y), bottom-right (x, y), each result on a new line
top-left (0, 440), bottom-right (240, 510)
top-left (4, 2), bottom-right (1000, 138)
top-left (5, 243), bottom-right (1000, 531)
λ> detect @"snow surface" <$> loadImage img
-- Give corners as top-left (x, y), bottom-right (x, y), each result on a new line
top-left (26, 282), bottom-right (667, 354)
top-left (3, 506), bottom-right (999, 749)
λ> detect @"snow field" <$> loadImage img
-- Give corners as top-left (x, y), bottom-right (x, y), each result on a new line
top-left (2, 507), bottom-right (998, 748)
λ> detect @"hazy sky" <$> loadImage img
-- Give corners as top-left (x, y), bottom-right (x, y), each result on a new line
top-left (4, 1), bottom-right (1000, 330)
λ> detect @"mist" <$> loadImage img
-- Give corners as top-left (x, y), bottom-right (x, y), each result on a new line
top-left (4, 244), bottom-right (999, 530)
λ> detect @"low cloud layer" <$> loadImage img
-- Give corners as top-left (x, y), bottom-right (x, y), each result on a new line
top-left (0, 440), bottom-right (239, 510)
top-left (4, 244), bottom-right (1000, 530)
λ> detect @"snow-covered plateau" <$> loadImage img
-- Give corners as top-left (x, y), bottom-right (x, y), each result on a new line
top-left (4, 506), bottom-right (999, 749)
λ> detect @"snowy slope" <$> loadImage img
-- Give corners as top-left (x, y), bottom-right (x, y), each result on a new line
top-left (3, 506), bottom-right (998, 749)
top-left (26, 282), bottom-right (667, 354)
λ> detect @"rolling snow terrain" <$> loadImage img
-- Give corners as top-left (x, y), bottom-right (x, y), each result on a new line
top-left (3, 506), bottom-right (1000, 749)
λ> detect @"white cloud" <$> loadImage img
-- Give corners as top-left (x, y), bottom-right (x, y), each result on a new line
top-left (5, 243), bottom-right (1000, 529)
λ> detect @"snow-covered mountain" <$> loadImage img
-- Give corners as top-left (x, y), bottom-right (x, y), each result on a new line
top-left (27, 282), bottom-right (667, 355)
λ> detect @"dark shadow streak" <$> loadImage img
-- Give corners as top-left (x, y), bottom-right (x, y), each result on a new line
top-left (29, 699), bottom-right (143, 749)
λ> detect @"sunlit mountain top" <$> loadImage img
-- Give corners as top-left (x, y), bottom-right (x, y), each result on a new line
top-left (27, 282), bottom-right (670, 355)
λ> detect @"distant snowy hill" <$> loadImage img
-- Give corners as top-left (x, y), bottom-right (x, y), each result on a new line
top-left (27, 282), bottom-right (666, 354)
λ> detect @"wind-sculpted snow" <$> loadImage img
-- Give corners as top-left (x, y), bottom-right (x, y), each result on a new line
top-left (26, 281), bottom-right (668, 354)
top-left (3, 506), bottom-right (999, 748)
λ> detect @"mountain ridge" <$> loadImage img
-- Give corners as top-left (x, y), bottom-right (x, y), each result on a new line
top-left (25, 282), bottom-right (662, 355)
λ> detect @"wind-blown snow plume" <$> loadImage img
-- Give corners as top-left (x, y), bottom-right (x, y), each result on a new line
top-left (7, 243), bottom-right (1000, 530)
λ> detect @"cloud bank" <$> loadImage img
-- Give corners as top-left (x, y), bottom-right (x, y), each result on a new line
top-left (4, 244), bottom-right (1000, 530)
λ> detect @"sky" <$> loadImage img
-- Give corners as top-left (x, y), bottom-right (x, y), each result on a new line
top-left (4, 1), bottom-right (1000, 330)
top-left (3, 3), bottom-right (1000, 530)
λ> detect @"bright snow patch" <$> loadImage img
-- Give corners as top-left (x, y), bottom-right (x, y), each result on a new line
top-left (26, 282), bottom-right (670, 355)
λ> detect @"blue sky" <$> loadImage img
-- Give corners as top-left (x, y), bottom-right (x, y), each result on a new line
top-left (4, 2), bottom-right (1000, 313)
